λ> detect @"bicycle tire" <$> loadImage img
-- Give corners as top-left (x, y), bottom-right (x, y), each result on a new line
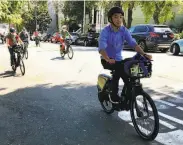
top-left (19, 59), bottom-right (25, 76)
top-left (25, 49), bottom-right (28, 59)
top-left (60, 49), bottom-right (65, 58)
top-left (98, 87), bottom-right (114, 114)
top-left (130, 90), bottom-right (159, 140)
top-left (67, 46), bottom-right (74, 59)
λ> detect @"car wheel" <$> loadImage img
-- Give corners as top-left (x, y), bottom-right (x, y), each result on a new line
top-left (138, 41), bottom-right (147, 52)
top-left (172, 44), bottom-right (180, 55)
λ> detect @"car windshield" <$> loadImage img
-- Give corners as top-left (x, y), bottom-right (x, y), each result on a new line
top-left (154, 26), bottom-right (172, 33)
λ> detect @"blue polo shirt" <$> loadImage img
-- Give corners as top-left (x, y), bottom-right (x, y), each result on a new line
top-left (98, 25), bottom-right (137, 61)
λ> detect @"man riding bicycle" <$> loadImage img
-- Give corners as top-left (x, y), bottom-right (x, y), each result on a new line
top-left (19, 27), bottom-right (29, 44)
top-left (60, 25), bottom-right (72, 52)
top-left (98, 6), bottom-right (152, 108)
top-left (6, 27), bottom-right (23, 66)
top-left (19, 27), bottom-right (29, 52)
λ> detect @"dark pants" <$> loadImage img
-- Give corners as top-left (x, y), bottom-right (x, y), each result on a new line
top-left (101, 59), bottom-right (131, 101)
top-left (8, 45), bottom-right (16, 66)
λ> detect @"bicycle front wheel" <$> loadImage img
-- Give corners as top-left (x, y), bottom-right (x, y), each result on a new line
top-left (19, 59), bottom-right (25, 76)
top-left (130, 90), bottom-right (159, 140)
top-left (67, 46), bottom-right (74, 59)
top-left (25, 49), bottom-right (28, 59)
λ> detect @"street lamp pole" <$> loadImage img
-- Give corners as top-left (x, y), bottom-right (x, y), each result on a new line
top-left (35, 6), bottom-right (37, 30)
top-left (83, 0), bottom-right (85, 33)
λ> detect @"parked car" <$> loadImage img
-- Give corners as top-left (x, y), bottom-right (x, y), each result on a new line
top-left (75, 32), bottom-right (99, 46)
top-left (169, 39), bottom-right (183, 55)
top-left (70, 32), bottom-right (80, 44)
top-left (124, 24), bottom-right (174, 52)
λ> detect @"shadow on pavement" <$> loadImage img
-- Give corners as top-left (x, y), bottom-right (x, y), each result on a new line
top-left (0, 83), bottom-right (163, 145)
top-left (50, 57), bottom-right (65, 61)
top-left (0, 88), bottom-right (6, 91)
top-left (0, 70), bottom-right (15, 78)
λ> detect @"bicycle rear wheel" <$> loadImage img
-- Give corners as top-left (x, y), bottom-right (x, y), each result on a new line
top-left (19, 59), bottom-right (25, 75)
top-left (67, 46), bottom-right (74, 59)
top-left (60, 49), bottom-right (65, 58)
top-left (130, 90), bottom-right (159, 140)
top-left (98, 87), bottom-right (114, 114)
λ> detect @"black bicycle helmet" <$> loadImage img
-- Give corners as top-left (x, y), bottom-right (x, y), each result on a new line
top-left (10, 27), bottom-right (16, 33)
top-left (108, 6), bottom-right (124, 23)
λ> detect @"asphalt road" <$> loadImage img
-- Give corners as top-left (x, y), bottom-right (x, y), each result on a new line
top-left (0, 42), bottom-right (183, 145)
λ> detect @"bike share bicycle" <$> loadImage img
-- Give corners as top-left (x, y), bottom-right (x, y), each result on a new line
top-left (11, 44), bottom-right (25, 75)
top-left (97, 53), bottom-right (159, 140)
top-left (60, 39), bottom-right (74, 59)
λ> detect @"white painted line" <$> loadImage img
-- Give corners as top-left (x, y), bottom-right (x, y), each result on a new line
top-left (158, 111), bottom-right (183, 126)
top-left (130, 122), bottom-right (183, 145)
top-left (136, 101), bottom-right (183, 126)
top-left (176, 106), bottom-right (183, 111)
top-left (150, 116), bottom-right (176, 129)
top-left (155, 100), bottom-right (176, 107)
top-left (155, 90), bottom-right (183, 100)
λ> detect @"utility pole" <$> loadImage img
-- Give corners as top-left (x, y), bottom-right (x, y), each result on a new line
top-left (35, 6), bottom-right (37, 30)
top-left (83, 0), bottom-right (86, 33)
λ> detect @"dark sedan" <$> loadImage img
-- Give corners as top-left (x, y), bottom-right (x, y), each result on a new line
top-left (75, 32), bottom-right (99, 47)
top-left (124, 24), bottom-right (174, 52)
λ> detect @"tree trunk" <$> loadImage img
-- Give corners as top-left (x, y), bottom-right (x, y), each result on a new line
top-left (55, 13), bottom-right (59, 31)
top-left (127, 2), bottom-right (134, 28)
top-left (153, 2), bottom-right (165, 24)
top-left (153, 4), bottom-right (160, 24)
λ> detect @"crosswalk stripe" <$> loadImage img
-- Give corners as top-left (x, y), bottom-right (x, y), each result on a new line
top-left (176, 106), bottom-right (183, 111)
top-left (150, 116), bottom-right (176, 129)
top-left (119, 111), bottom-right (177, 130)
top-left (158, 111), bottom-right (183, 126)
top-left (155, 99), bottom-right (176, 107)
top-left (155, 90), bottom-right (183, 100)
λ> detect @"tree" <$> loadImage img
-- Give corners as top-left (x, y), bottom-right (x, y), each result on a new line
top-left (140, 0), bottom-right (183, 24)
top-left (22, 1), bottom-right (51, 33)
top-left (121, 1), bottom-right (140, 28)
top-left (0, 0), bottom-right (25, 30)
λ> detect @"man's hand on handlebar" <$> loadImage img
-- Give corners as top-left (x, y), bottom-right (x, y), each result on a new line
top-left (106, 58), bottom-right (115, 64)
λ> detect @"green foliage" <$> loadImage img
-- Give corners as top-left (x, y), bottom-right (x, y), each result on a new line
top-left (140, 0), bottom-right (183, 24)
top-left (62, 1), bottom-right (97, 24)
top-left (0, 0), bottom-right (24, 26)
top-left (174, 34), bottom-right (180, 40)
top-left (179, 32), bottom-right (183, 39)
top-left (22, 1), bottom-right (51, 33)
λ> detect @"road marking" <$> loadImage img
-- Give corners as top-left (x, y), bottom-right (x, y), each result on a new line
top-left (176, 106), bottom-right (183, 111)
top-left (129, 122), bottom-right (183, 145)
top-left (119, 111), bottom-right (176, 130)
top-left (150, 116), bottom-right (176, 129)
top-left (136, 99), bottom-right (183, 126)
top-left (158, 111), bottom-right (183, 126)
top-left (155, 100), bottom-right (176, 107)
top-left (155, 90), bottom-right (183, 100)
